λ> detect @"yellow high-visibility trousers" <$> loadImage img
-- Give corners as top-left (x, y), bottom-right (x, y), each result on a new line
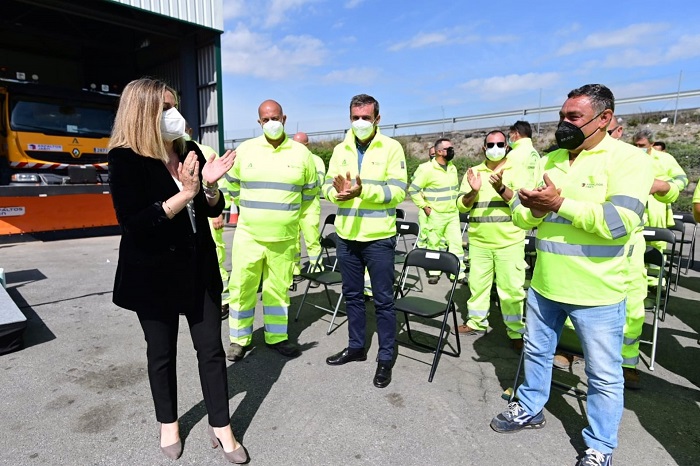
top-left (294, 198), bottom-right (322, 275)
top-left (227, 229), bottom-right (294, 346)
top-left (209, 219), bottom-right (229, 301)
top-left (466, 242), bottom-right (525, 338)
top-left (622, 233), bottom-right (647, 367)
top-left (423, 211), bottom-right (465, 279)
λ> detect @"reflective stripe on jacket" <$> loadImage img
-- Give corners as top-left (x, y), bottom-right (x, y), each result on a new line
top-left (457, 158), bottom-right (529, 249)
top-left (408, 158), bottom-right (459, 213)
top-left (324, 129), bottom-right (407, 241)
top-left (510, 135), bottom-right (653, 306)
top-left (223, 135), bottom-right (317, 242)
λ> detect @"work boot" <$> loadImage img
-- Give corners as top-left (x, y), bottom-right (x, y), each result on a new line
top-left (267, 340), bottom-right (301, 358)
top-left (552, 352), bottom-right (583, 370)
top-left (623, 367), bottom-right (641, 390)
top-left (428, 276), bottom-right (440, 285)
top-left (227, 343), bottom-right (248, 362)
top-left (457, 324), bottom-right (484, 335)
top-left (511, 338), bottom-right (524, 354)
top-left (220, 303), bottom-right (229, 321)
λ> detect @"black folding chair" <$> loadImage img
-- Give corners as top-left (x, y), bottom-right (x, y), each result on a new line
top-left (643, 227), bottom-right (676, 318)
top-left (673, 213), bottom-right (698, 277)
top-left (668, 219), bottom-right (686, 291)
top-left (640, 246), bottom-right (668, 371)
top-left (394, 220), bottom-right (422, 294)
top-left (459, 211), bottom-right (469, 240)
top-left (294, 214), bottom-right (346, 334)
top-left (460, 212), bottom-right (470, 265)
top-left (393, 248), bottom-right (462, 382)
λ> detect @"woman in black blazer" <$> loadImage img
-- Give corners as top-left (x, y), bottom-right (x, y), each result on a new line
top-left (108, 78), bottom-right (246, 463)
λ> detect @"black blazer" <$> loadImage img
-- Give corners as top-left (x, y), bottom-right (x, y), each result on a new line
top-left (108, 141), bottom-right (224, 314)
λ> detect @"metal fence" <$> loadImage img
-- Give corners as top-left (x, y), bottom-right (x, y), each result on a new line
top-left (224, 89), bottom-right (700, 149)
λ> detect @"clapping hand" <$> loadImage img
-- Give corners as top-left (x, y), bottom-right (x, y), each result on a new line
top-left (467, 168), bottom-right (482, 192)
top-left (333, 171), bottom-right (363, 201)
top-left (489, 169), bottom-right (504, 193)
top-left (202, 149), bottom-right (236, 185)
top-left (518, 173), bottom-right (562, 218)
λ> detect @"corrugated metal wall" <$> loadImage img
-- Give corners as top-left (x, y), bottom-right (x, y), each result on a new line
top-left (197, 43), bottom-right (220, 151)
top-left (107, 0), bottom-right (224, 153)
top-left (107, 0), bottom-right (223, 31)
top-left (145, 44), bottom-right (221, 153)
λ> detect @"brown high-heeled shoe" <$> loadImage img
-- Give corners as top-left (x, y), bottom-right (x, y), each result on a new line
top-left (207, 425), bottom-right (249, 464)
top-left (159, 423), bottom-right (183, 460)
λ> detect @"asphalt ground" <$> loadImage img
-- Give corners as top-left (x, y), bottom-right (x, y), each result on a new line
top-left (1, 199), bottom-right (699, 465)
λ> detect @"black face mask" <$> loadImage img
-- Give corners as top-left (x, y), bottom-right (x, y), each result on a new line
top-left (555, 111), bottom-right (603, 150)
top-left (444, 147), bottom-right (455, 161)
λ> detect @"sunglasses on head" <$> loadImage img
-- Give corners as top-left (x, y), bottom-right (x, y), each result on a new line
top-left (486, 142), bottom-right (506, 148)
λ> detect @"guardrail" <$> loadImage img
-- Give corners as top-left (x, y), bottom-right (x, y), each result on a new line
top-left (224, 89), bottom-right (700, 148)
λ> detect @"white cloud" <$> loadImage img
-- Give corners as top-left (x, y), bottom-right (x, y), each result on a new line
top-left (389, 33), bottom-right (448, 51)
top-left (388, 31), bottom-right (516, 52)
top-left (321, 67), bottom-right (380, 85)
top-left (222, 0), bottom-right (247, 20)
top-left (606, 79), bottom-right (672, 100)
top-left (556, 23), bottom-right (669, 56)
top-left (264, 0), bottom-right (321, 28)
top-left (460, 72), bottom-right (561, 97)
top-left (221, 24), bottom-right (327, 79)
top-left (344, 0), bottom-right (367, 8)
top-left (578, 32), bottom-right (700, 70)
top-left (665, 34), bottom-right (700, 61)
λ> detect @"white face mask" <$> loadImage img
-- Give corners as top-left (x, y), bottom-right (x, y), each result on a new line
top-left (262, 120), bottom-right (285, 140)
top-left (160, 107), bottom-right (187, 142)
top-left (485, 146), bottom-right (506, 162)
top-left (351, 119), bottom-right (375, 141)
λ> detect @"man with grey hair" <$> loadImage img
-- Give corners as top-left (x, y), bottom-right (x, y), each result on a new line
top-left (632, 128), bottom-right (687, 236)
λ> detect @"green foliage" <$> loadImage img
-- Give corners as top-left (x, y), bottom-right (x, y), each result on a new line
top-left (674, 192), bottom-right (693, 213)
top-left (667, 142), bottom-right (700, 179)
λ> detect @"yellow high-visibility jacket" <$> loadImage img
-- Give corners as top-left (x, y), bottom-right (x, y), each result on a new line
top-left (408, 158), bottom-right (459, 213)
top-left (324, 129), bottom-right (407, 241)
top-left (457, 158), bottom-right (530, 249)
top-left (507, 137), bottom-right (539, 184)
top-left (223, 135), bottom-right (317, 242)
top-left (645, 148), bottom-right (688, 228)
top-left (510, 135), bottom-right (653, 306)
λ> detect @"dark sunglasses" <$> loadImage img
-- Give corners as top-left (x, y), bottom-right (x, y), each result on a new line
top-left (634, 143), bottom-right (648, 148)
top-left (486, 142), bottom-right (506, 148)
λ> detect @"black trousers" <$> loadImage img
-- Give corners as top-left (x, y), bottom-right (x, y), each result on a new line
top-left (137, 291), bottom-right (230, 427)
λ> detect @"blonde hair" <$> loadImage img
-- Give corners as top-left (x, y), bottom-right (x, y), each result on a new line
top-left (109, 78), bottom-right (185, 163)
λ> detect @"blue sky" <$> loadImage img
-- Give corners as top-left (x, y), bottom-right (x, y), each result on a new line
top-left (220, 0), bottom-right (700, 141)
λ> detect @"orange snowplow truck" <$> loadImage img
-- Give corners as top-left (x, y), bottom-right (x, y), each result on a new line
top-left (0, 78), bottom-right (120, 237)
top-left (0, 78), bottom-right (117, 185)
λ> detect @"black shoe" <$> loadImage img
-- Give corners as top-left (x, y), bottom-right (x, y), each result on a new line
top-left (326, 347), bottom-right (367, 366)
top-left (427, 276), bottom-right (439, 285)
top-left (373, 361), bottom-right (392, 388)
top-left (267, 340), bottom-right (301, 358)
top-left (220, 303), bottom-right (229, 321)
